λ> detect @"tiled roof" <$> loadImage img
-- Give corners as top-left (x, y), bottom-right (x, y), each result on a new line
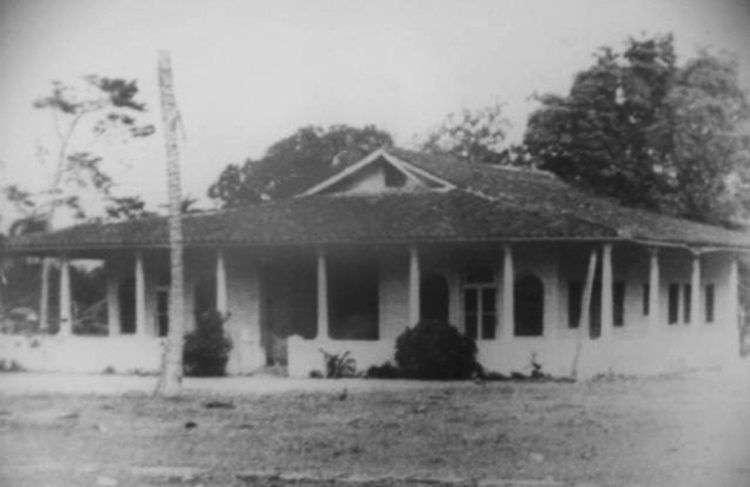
top-left (390, 148), bottom-right (750, 248)
top-left (5, 149), bottom-right (750, 251)
top-left (5, 191), bottom-right (616, 251)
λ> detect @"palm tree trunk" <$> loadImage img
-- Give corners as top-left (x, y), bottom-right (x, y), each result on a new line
top-left (156, 50), bottom-right (185, 397)
top-left (570, 248), bottom-right (598, 380)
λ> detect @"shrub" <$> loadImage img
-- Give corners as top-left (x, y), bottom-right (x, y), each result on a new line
top-left (184, 310), bottom-right (233, 377)
top-left (0, 359), bottom-right (24, 373)
top-left (366, 361), bottom-right (401, 379)
top-left (395, 320), bottom-right (477, 380)
top-left (319, 349), bottom-right (357, 378)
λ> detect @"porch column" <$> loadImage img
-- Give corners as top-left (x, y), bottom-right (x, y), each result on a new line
top-left (316, 249), bottom-right (329, 340)
top-left (408, 246), bottom-right (420, 325)
top-left (39, 259), bottom-right (51, 332)
top-left (134, 251), bottom-right (147, 336)
top-left (729, 257), bottom-right (739, 329)
top-left (502, 245), bottom-right (514, 337)
top-left (216, 249), bottom-right (228, 315)
top-left (648, 248), bottom-right (660, 330)
top-left (105, 274), bottom-right (120, 336)
top-left (58, 257), bottom-right (72, 336)
top-left (690, 251), bottom-right (701, 327)
top-left (600, 244), bottom-right (613, 339)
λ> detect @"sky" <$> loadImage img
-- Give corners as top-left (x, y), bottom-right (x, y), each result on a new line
top-left (1, 0), bottom-right (749, 226)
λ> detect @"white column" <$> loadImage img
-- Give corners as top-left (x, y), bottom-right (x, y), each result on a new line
top-left (58, 258), bottom-right (72, 336)
top-left (39, 259), bottom-right (51, 332)
top-left (600, 244), bottom-right (613, 339)
top-left (690, 251), bottom-right (701, 327)
top-left (648, 248), bottom-right (660, 330)
top-left (216, 249), bottom-right (228, 315)
top-left (134, 251), bottom-right (147, 336)
top-left (316, 249), bottom-right (329, 340)
top-left (408, 246), bottom-right (420, 325)
top-left (729, 257), bottom-right (739, 330)
top-left (105, 274), bottom-right (120, 336)
top-left (502, 245), bottom-right (514, 338)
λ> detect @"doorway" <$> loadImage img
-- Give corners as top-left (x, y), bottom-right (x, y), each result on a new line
top-left (421, 273), bottom-right (449, 323)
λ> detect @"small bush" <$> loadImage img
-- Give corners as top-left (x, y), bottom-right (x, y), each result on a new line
top-left (0, 359), bottom-right (24, 373)
top-left (395, 320), bottom-right (477, 380)
top-left (184, 310), bottom-right (233, 377)
top-left (319, 349), bottom-right (357, 378)
top-left (366, 361), bottom-right (401, 379)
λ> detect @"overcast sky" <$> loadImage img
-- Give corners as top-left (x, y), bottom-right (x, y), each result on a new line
top-left (1, 0), bottom-right (749, 224)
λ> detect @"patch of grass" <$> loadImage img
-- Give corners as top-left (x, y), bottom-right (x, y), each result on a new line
top-left (0, 373), bottom-right (748, 487)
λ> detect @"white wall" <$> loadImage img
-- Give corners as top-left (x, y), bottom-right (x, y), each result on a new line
top-left (3, 244), bottom-right (741, 379)
top-left (0, 334), bottom-right (163, 374)
top-left (289, 245), bottom-right (742, 378)
top-left (223, 250), bottom-right (265, 374)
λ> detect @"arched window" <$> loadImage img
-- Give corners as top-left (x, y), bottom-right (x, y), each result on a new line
top-left (514, 274), bottom-right (543, 336)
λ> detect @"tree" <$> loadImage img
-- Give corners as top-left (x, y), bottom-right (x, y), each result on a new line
top-left (104, 196), bottom-right (157, 221)
top-left (31, 76), bottom-right (154, 219)
top-left (524, 34), bottom-right (750, 225)
top-left (208, 125), bottom-right (393, 206)
top-left (7, 76), bottom-right (154, 330)
top-left (155, 50), bottom-right (186, 397)
top-left (420, 104), bottom-right (516, 165)
top-left (104, 196), bottom-right (200, 221)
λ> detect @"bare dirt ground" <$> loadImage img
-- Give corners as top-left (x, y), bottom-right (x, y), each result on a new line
top-left (0, 368), bottom-right (749, 487)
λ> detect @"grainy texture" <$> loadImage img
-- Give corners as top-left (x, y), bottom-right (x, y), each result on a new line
top-left (0, 370), bottom-right (748, 486)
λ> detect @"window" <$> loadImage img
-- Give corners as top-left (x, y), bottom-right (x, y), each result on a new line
top-left (156, 288), bottom-right (169, 337)
top-left (568, 280), bottom-right (583, 328)
top-left (481, 288), bottom-right (497, 339)
top-left (683, 284), bottom-right (692, 324)
top-left (668, 283), bottom-right (679, 324)
top-left (118, 277), bottom-right (135, 334)
top-left (705, 284), bottom-right (715, 323)
top-left (642, 283), bottom-right (650, 316)
top-left (384, 164), bottom-right (407, 188)
top-left (613, 281), bottom-right (625, 327)
top-left (329, 259), bottom-right (379, 340)
top-left (463, 266), bottom-right (496, 339)
top-left (514, 274), bottom-right (544, 336)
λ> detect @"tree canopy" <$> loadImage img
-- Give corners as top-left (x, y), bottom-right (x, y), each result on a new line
top-left (209, 124), bottom-right (393, 206)
top-left (524, 34), bottom-right (750, 225)
top-left (1, 75), bottom-right (154, 233)
top-left (420, 104), bottom-right (516, 165)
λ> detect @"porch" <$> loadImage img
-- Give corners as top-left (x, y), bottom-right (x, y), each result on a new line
top-left (1, 240), bottom-right (740, 378)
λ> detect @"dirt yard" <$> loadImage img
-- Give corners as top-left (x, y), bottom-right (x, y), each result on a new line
top-left (1, 369), bottom-right (749, 487)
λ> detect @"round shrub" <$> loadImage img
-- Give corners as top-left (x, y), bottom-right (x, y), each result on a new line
top-left (184, 310), bottom-right (233, 377)
top-left (366, 361), bottom-right (401, 379)
top-left (394, 320), bottom-right (477, 380)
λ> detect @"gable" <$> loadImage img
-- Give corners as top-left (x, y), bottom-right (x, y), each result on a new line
top-left (298, 149), bottom-right (454, 197)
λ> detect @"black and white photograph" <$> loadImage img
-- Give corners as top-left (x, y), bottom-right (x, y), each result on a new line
top-left (1, 1), bottom-right (749, 485)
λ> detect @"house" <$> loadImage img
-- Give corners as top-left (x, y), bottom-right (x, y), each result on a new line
top-left (2, 148), bottom-right (748, 378)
